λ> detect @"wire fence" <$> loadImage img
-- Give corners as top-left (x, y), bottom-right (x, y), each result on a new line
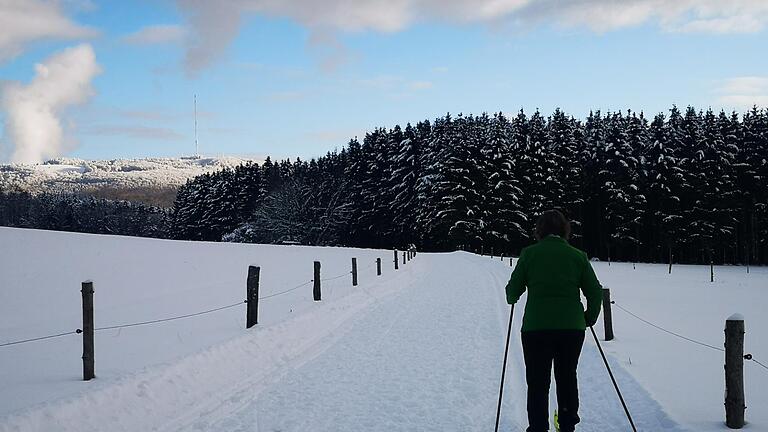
top-left (612, 300), bottom-right (768, 374)
top-left (93, 301), bottom-right (247, 332)
top-left (0, 256), bottom-right (397, 349)
top-left (0, 330), bottom-right (80, 348)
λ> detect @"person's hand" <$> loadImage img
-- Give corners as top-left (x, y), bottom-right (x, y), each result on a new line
top-left (585, 312), bottom-right (597, 327)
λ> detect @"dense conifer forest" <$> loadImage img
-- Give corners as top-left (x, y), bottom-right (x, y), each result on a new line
top-left (0, 191), bottom-right (168, 238)
top-left (169, 106), bottom-right (768, 266)
top-left (2, 106), bottom-right (767, 266)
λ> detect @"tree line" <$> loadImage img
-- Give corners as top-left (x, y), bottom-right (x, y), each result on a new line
top-left (0, 191), bottom-right (169, 238)
top-left (168, 106), bottom-right (768, 266)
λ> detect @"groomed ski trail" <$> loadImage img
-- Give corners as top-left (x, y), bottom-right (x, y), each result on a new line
top-left (170, 252), bottom-right (685, 432)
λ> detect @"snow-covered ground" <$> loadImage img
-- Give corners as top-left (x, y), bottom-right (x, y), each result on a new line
top-left (1, 227), bottom-right (766, 431)
top-left (0, 156), bottom-right (257, 206)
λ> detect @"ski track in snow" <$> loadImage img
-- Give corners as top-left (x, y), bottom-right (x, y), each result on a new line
top-left (167, 253), bottom-right (685, 432)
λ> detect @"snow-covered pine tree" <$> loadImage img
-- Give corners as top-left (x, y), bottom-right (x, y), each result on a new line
top-left (645, 108), bottom-right (685, 262)
top-left (601, 111), bottom-right (643, 261)
top-left (430, 114), bottom-right (484, 250)
top-left (481, 112), bottom-right (527, 255)
top-left (515, 109), bottom-right (562, 242)
top-left (414, 115), bottom-right (448, 248)
top-left (548, 108), bottom-right (585, 247)
top-left (389, 122), bottom-right (426, 247)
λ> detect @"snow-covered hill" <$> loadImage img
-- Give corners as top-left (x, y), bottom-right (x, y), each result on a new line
top-left (1, 227), bottom-right (767, 431)
top-left (0, 156), bottom-right (258, 207)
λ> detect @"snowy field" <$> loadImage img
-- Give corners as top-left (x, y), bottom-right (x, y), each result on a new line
top-left (1, 227), bottom-right (767, 431)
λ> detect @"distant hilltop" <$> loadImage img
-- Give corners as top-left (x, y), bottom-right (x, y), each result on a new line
top-left (0, 156), bottom-right (261, 207)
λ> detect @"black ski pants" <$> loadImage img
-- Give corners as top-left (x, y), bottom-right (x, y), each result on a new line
top-left (521, 329), bottom-right (585, 432)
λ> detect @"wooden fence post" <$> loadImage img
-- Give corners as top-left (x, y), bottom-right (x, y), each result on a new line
top-left (246, 266), bottom-right (260, 328)
top-left (403, 251), bottom-right (406, 265)
top-left (394, 250), bottom-right (399, 270)
top-left (376, 258), bottom-right (382, 276)
top-left (725, 315), bottom-right (746, 429)
top-left (668, 246), bottom-right (673, 274)
top-left (491, 247), bottom-right (494, 259)
top-left (351, 258), bottom-right (358, 286)
top-left (746, 244), bottom-right (750, 274)
top-left (602, 288), bottom-right (614, 341)
top-left (313, 261), bottom-right (321, 301)
top-left (510, 257), bottom-right (513, 267)
top-left (81, 281), bottom-right (95, 381)
top-left (711, 260), bottom-right (715, 283)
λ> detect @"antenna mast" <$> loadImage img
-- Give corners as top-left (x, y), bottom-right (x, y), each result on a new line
top-left (194, 94), bottom-right (199, 158)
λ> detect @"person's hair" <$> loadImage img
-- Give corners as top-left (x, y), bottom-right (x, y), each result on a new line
top-left (535, 209), bottom-right (571, 240)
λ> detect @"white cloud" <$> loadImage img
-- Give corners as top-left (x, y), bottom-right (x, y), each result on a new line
top-left (358, 75), bottom-right (433, 94)
top-left (174, 1), bottom-right (768, 75)
top-left (266, 90), bottom-right (307, 102)
top-left (719, 77), bottom-right (768, 95)
top-left (0, 0), bottom-right (96, 64)
top-left (410, 81), bottom-right (433, 90)
top-left (716, 77), bottom-right (768, 110)
top-left (122, 24), bottom-right (186, 45)
top-left (718, 94), bottom-right (768, 109)
top-left (177, 0), bottom-right (244, 76)
top-left (1, 44), bottom-right (101, 164)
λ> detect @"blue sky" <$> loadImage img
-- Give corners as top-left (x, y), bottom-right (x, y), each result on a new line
top-left (1, 0), bottom-right (767, 163)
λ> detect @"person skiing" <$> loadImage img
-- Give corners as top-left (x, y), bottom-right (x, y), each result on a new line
top-left (505, 209), bottom-right (602, 432)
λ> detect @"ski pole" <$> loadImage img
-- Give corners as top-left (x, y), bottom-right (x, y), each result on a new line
top-left (494, 305), bottom-right (514, 432)
top-left (590, 326), bottom-right (638, 432)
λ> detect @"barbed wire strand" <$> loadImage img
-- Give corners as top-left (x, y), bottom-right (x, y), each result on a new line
top-left (258, 280), bottom-right (312, 300)
top-left (748, 357), bottom-right (768, 371)
top-left (1, 268), bottom-right (349, 348)
top-left (321, 272), bottom-right (352, 282)
top-left (94, 301), bottom-right (246, 332)
top-left (3, 278), bottom-right (316, 347)
top-left (612, 301), bottom-right (724, 352)
top-left (0, 330), bottom-right (80, 348)
top-left (614, 301), bottom-right (768, 374)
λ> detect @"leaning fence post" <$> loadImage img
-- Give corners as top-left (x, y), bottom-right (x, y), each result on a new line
top-left (246, 266), bottom-right (260, 328)
top-left (313, 261), bottom-right (321, 301)
top-left (81, 281), bottom-right (95, 381)
top-left (394, 250), bottom-right (399, 270)
top-left (376, 258), bottom-right (382, 276)
top-left (351, 258), bottom-right (358, 286)
top-left (602, 288), bottom-right (614, 341)
top-left (725, 314), bottom-right (745, 429)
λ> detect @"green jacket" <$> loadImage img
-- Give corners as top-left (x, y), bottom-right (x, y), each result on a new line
top-left (506, 235), bottom-right (602, 331)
